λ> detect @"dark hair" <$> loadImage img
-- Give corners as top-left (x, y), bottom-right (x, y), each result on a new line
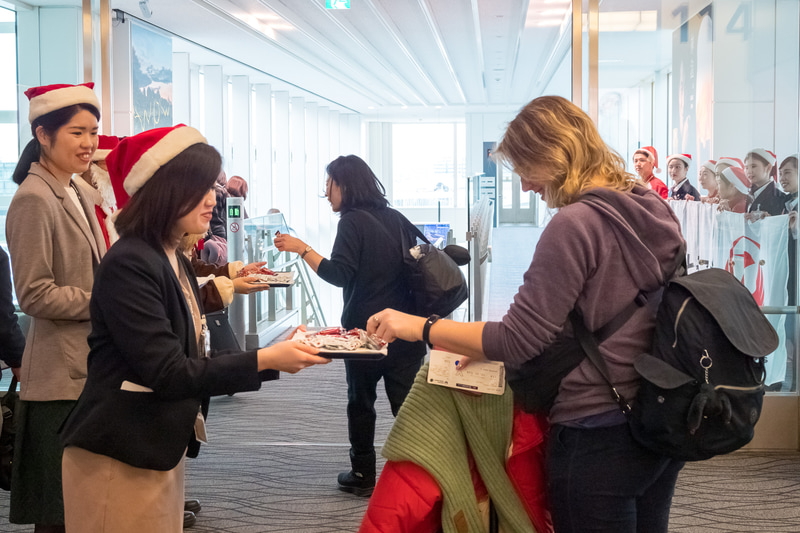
top-left (115, 143), bottom-right (221, 246)
top-left (226, 175), bottom-right (248, 199)
top-left (780, 156), bottom-right (798, 171)
top-left (326, 155), bottom-right (388, 212)
top-left (12, 103), bottom-right (101, 185)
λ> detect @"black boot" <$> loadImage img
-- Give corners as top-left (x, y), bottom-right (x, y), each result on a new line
top-left (337, 450), bottom-right (375, 496)
top-left (184, 499), bottom-right (202, 514)
top-left (183, 510), bottom-right (196, 529)
top-left (337, 470), bottom-right (375, 497)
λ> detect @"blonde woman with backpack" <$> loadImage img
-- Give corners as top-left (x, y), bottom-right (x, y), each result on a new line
top-left (368, 96), bottom-right (686, 533)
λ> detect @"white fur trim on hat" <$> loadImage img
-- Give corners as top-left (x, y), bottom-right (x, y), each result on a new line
top-left (124, 127), bottom-right (208, 196)
top-left (667, 154), bottom-right (692, 168)
top-left (715, 157), bottom-right (744, 172)
top-left (700, 160), bottom-right (717, 173)
top-left (748, 148), bottom-right (777, 166)
top-left (27, 85), bottom-right (100, 123)
top-left (722, 167), bottom-right (750, 195)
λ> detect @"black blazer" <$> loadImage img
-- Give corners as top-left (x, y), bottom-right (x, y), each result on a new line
top-left (0, 246), bottom-right (24, 373)
top-left (60, 236), bottom-right (261, 471)
top-left (749, 182), bottom-right (787, 216)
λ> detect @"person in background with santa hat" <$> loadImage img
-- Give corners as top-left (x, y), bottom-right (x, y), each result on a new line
top-left (80, 134), bottom-right (120, 250)
top-left (746, 148), bottom-right (786, 217)
top-left (698, 159), bottom-right (719, 203)
top-left (716, 166), bottom-right (751, 213)
top-left (59, 124), bottom-right (329, 533)
top-left (666, 154), bottom-right (700, 201)
top-left (632, 146), bottom-right (668, 199)
top-left (6, 83), bottom-right (105, 533)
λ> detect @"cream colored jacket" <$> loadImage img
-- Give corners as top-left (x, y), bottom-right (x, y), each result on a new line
top-left (6, 163), bottom-right (106, 401)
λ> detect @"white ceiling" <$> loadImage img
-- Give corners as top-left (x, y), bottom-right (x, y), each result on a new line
top-left (7, 0), bottom-right (685, 119)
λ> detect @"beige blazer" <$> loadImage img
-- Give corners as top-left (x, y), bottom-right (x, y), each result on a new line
top-left (6, 163), bottom-right (107, 401)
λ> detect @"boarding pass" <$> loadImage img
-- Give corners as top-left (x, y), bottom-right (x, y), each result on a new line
top-left (427, 350), bottom-right (505, 395)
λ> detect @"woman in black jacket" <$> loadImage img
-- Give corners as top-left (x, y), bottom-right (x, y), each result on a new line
top-left (60, 125), bottom-right (329, 532)
top-left (274, 155), bottom-right (426, 496)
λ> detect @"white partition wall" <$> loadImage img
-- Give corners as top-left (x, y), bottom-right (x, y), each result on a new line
top-left (230, 75), bottom-right (252, 196)
top-left (203, 65), bottom-right (224, 154)
top-left (252, 83), bottom-right (272, 218)
top-left (172, 52), bottom-right (190, 126)
top-left (289, 96), bottom-right (306, 228)
top-left (272, 91), bottom-right (290, 216)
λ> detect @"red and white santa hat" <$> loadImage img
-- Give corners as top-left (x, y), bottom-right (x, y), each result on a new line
top-left (634, 146), bottom-right (661, 173)
top-left (700, 159), bottom-right (717, 173)
top-left (715, 157), bottom-right (744, 172)
top-left (667, 154), bottom-right (692, 168)
top-left (722, 166), bottom-right (751, 195)
top-left (747, 148), bottom-right (777, 167)
top-left (106, 124), bottom-right (207, 209)
top-left (24, 82), bottom-right (100, 123)
top-left (93, 135), bottom-right (120, 162)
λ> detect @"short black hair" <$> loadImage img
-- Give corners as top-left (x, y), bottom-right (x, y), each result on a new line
top-left (115, 143), bottom-right (221, 246)
top-left (326, 155), bottom-right (388, 212)
top-left (13, 103), bottom-right (101, 185)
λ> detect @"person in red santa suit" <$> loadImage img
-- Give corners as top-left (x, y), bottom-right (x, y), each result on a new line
top-left (717, 166), bottom-right (752, 213)
top-left (80, 134), bottom-right (120, 250)
top-left (666, 154), bottom-right (700, 201)
top-left (633, 146), bottom-right (668, 199)
top-left (746, 148), bottom-right (786, 217)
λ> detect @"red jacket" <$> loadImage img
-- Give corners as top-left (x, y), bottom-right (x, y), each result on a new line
top-left (646, 174), bottom-right (669, 199)
top-left (359, 408), bottom-right (553, 533)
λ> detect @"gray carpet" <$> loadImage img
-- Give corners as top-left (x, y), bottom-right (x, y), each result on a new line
top-left (0, 226), bottom-right (799, 532)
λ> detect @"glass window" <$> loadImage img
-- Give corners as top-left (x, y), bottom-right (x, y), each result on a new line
top-left (391, 123), bottom-right (465, 208)
top-left (0, 7), bottom-right (17, 185)
top-left (596, 0), bottom-right (800, 392)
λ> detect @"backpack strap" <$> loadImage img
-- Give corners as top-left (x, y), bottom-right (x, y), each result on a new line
top-left (570, 310), bottom-right (633, 414)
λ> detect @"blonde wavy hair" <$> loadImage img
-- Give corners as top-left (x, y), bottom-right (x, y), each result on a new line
top-left (494, 95), bottom-right (635, 208)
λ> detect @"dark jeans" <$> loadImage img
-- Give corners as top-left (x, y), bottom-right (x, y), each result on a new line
top-left (344, 352), bottom-right (424, 475)
top-left (547, 422), bottom-right (685, 533)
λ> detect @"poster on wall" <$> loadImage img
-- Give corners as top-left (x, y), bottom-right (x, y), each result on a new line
top-left (483, 142), bottom-right (497, 177)
top-left (131, 22), bottom-right (173, 134)
top-left (672, 5), bottom-right (713, 178)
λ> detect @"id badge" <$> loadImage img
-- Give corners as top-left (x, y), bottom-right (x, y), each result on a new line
top-left (194, 409), bottom-right (209, 444)
top-left (200, 316), bottom-right (211, 358)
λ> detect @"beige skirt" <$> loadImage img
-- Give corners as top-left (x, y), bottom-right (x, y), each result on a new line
top-left (62, 446), bottom-right (185, 533)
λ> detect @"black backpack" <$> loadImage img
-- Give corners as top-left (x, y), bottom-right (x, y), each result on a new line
top-left (627, 268), bottom-right (778, 460)
top-left (509, 189), bottom-right (779, 461)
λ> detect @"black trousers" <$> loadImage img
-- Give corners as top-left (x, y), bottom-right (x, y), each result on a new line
top-left (344, 350), bottom-right (424, 475)
top-left (547, 422), bottom-right (684, 533)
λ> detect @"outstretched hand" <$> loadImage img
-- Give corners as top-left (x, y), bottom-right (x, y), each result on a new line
top-left (274, 232), bottom-right (305, 255)
top-left (232, 276), bottom-right (270, 294)
top-left (257, 326), bottom-right (331, 373)
top-left (367, 308), bottom-right (426, 344)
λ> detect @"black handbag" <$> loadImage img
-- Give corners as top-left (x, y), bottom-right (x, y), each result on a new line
top-left (361, 210), bottom-right (469, 318)
top-left (0, 376), bottom-right (18, 491)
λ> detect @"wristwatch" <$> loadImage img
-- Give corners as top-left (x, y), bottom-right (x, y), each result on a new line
top-left (300, 245), bottom-right (313, 259)
top-left (422, 314), bottom-right (441, 348)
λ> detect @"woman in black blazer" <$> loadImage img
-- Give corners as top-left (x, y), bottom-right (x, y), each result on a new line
top-left (60, 125), bottom-right (329, 532)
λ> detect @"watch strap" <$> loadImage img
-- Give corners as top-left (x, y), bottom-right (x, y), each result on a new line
top-left (422, 314), bottom-right (441, 348)
top-left (300, 245), bottom-right (312, 259)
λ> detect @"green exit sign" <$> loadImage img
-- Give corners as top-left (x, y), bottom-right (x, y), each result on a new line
top-left (326, 0), bottom-right (350, 8)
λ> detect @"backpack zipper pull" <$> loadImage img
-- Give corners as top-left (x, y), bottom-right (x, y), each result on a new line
top-left (700, 349), bottom-right (712, 384)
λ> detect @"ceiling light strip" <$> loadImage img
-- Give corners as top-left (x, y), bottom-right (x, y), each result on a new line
top-left (263, 0), bottom-right (427, 107)
top-left (416, 0), bottom-right (466, 104)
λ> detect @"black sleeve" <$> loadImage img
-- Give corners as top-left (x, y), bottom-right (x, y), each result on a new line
top-left (317, 215), bottom-right (361, 288)
top-left (0, 247), bottom-right (25, 369)
top-left (94, 250), bottom-right (260, 400)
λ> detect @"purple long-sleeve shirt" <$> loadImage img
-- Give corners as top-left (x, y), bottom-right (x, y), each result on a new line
top-left (483, 186), bottom-right (684, 424)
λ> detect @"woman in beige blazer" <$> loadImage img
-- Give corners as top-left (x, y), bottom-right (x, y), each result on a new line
top-left (5, 83), bottom-right (105, 533)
